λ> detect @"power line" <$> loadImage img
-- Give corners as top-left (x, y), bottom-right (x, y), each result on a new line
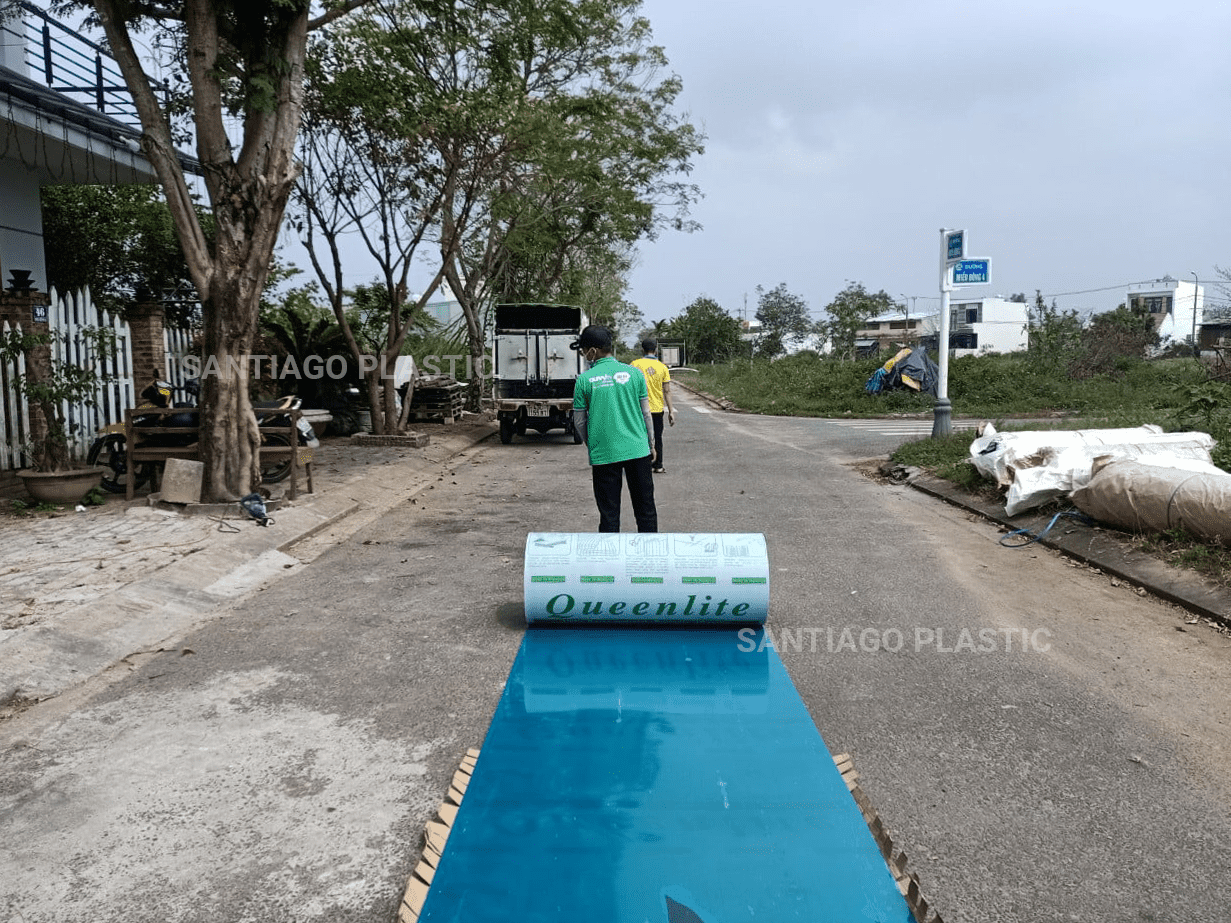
top-left (1041, 278), bottom-right (1225, 299)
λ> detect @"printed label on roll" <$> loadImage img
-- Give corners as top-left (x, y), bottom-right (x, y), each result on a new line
top-left (524, 533), bottom-right (769, 624)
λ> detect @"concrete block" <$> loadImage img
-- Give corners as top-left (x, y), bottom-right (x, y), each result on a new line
top-left (161, 458), bottom-right (203, 504)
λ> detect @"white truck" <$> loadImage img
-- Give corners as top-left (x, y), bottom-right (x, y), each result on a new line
top-left (491, 303), bottom-right (586, 444)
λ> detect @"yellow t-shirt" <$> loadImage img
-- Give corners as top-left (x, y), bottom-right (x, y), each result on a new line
top-left (631, 356), bottom-right (671, 413)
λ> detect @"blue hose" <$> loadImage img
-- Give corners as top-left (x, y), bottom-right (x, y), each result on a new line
top-left (1000, 510), bottom-right (1095, 547)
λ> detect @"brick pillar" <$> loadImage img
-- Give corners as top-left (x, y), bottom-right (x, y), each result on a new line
top-left (127, 299), bottom-right (166, 387)
top-left (0, 290), bottom-right (54, 467)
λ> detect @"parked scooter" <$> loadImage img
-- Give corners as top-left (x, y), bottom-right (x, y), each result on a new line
top-left (88, 380), bottom-right (318, 494)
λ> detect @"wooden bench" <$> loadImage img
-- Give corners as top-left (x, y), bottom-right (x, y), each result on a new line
top-left (123, 406), bottom-right (314, 501)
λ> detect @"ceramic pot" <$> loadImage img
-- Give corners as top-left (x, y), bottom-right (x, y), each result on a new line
top-left (18, 468), bottom-right (104, 504)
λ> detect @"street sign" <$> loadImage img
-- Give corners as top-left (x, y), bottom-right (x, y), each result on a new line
top-left (951, 258), bottom-right (990, 285)
top-left (945, 230), bottom-right (965, 262)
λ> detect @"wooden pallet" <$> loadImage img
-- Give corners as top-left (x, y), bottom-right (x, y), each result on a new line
top-left (408, 380), bottom-right (466, 423)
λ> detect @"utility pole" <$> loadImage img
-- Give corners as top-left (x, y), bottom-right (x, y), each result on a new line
top-left (1191, 271), bottom-right (1201, 357)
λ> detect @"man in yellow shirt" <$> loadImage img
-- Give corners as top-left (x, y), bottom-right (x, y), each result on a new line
top-left (631, 338), bottom-right (676, 474)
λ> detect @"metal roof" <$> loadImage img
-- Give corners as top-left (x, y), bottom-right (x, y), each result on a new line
top-left (0, 63), bottom-right (201, 182)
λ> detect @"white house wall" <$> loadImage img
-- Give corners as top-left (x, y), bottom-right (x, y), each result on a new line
top-left (978, 299), bottom-right (1029, 355)
top-left (0, 156), bottom-right (46, 289)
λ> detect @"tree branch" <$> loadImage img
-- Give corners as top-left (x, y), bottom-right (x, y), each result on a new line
top-left (309, 0), bottom-right (373, 32)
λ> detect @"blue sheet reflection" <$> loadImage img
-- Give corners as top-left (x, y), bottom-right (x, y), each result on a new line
top-left (418, 629), bottom-right (912, 923)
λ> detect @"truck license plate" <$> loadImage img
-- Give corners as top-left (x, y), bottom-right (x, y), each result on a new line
top-left (528, 402), bottom-right (551, 417)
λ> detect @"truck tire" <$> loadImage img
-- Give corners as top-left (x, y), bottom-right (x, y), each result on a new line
top-left (499, 417), bottom-right (514, 444)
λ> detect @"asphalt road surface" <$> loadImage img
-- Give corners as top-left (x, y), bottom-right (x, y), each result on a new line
top-left (3, 388), bottom-right (1229, 922)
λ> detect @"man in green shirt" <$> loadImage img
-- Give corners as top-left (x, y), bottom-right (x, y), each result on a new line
top-left (571, 325), bottom-right (658, 532)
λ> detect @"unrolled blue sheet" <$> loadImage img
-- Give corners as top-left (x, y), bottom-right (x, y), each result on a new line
top-left (417, 628), bottom-right (912, 923)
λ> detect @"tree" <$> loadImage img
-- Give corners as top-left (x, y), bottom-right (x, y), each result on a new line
top-left (40, 185), bottom-right (205, 323)
top-left (293, 6), bottom-right (458, 433)
top-left (422, 0), bottom-right (703, 407)
top-left (753, 283), bottom-right (810, 358)
top-left (1027, 290), bottom-right (1082, 369)
top-left (63, 0), bottom-right (370, 500)
top-left (1069, 302), bottom-right (1159, 379)
top-left (661, 296), bottom-right (742, 363)
top-left (815, 282), bottom-right (895, 360)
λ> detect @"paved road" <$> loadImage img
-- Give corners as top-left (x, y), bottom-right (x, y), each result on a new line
top-left (3, 390), bottom-right (1229, 922)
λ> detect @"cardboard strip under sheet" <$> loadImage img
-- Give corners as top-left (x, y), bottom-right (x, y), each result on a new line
top-left (524, 532), bottom-right (769, 625)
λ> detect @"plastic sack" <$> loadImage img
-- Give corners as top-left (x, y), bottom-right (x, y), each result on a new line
top-left (969, 423), bottom-right (1167, 487)
top-left (1071, 458), bottom-right (1231, 543)
top-left (1005, 443), bottom-right (1219, 516)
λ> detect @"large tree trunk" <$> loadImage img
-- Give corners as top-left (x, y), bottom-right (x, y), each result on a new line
top-left (94, 0), bottom-right (310, 501)
top-left (199, 277), bottom-right (262, 501)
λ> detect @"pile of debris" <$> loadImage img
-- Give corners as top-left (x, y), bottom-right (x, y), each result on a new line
top-left (968, 423), bottom-right (1231, 542)
top-left (865, 347), bottom-right (939, 397)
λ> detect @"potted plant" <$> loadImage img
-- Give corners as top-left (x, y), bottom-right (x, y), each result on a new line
top-left (0, 325), bottom-right (114, 503)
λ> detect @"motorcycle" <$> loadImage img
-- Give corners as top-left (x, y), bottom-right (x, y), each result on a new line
top-left (88, 380), bottom-right (319, 495)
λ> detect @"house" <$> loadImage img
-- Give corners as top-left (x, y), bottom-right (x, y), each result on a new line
top-left (421, 296), bottom-right (466, 328)
top-left (915, 297), bottom-right (1029, 357)
top-left (0, 3), bottom-right (181, 291)
top-left (855, 311), bottom-right (930, 356)
top-left (1125, 276), bottom-right (1203, 351)
top-left (0, 3), bottom-right (197, 481)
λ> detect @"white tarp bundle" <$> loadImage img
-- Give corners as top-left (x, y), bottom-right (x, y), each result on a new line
top-left (968, 423), bottom-right (1219, 516)
top-left (1071, 459), bottom-right (1231, 544)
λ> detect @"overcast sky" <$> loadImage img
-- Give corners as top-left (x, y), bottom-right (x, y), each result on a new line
top-left (627, 0), bottom-right (1231, 324)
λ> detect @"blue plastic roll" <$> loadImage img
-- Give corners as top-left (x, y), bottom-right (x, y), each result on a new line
top-left (524, 533), bottom-right (769, 625)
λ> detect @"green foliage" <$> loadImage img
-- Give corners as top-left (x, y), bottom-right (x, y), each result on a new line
top-left (890, 434), bottom-right (991, 493)
top-left (1069, 303), bottom-right (1159, 380)
top-left (81, 487), bottom-right (108, 507)
top-left (815, 282), bottom-right (897, 360)
top-left (753, 283), bottom-right (811, 358)
top-left (258, 285), bottom-right (351, 401)
top-left (1026, 289), bottom-right (1082, 370)
top-left (660, 297), bottom-right (744, 364)
top-left (0, 326), bottom-right (118, 471)
top-left (1138, 528), bottom-right (1231, 587)
top-left (692, 351), bottom-right (1220, 441)
top-left (40, 185), bottom-right (207, 322)
top-left (302, 0), bottom-right (704, 375)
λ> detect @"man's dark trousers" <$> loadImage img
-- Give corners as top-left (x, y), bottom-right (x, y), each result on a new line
top-left (592, 454), bottom-right (657, 532)
top-left (651, 412), bottom-right (665, 469)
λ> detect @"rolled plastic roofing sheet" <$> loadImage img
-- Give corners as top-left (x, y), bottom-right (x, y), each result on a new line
top-left (524, 533), bottom-right (769, 625)
top-left (416, 628), bottom-right (912, 922)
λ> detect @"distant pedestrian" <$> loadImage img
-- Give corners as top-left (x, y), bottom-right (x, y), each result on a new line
top-left (571, 325), bottom-right (657, 533)
top-left (631, 339), bottom-right (676, 474)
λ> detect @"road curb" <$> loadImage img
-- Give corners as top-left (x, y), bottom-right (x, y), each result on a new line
top-left (909, 473), bottom-right (1231, 625)
top-left (671, 378), bottom-right (740, 412)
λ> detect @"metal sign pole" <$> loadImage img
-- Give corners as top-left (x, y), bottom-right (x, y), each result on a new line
top-left (934, 228), bottom-right (956, 437)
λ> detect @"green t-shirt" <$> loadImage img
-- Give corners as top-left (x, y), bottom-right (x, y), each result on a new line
top-left (573, 356), bottom-right (651, 465)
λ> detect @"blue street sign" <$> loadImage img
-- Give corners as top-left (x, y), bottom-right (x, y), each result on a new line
top-left (946, 230), bottom-right (964, 262)
top-left (952, 258), bottom-right (990, 285)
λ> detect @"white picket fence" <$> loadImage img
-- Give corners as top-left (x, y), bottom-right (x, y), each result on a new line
top-left (0, 287), bottom-right (196, 470)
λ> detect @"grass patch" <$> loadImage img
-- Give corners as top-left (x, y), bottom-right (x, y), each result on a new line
top-left (1138, 528), bottom-right (1231, 589)
top-left (685, 351), bottom-right (1231, 590)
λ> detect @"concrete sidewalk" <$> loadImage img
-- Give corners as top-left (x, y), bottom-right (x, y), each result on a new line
top-left (0, 419), bottom-right (498, 711)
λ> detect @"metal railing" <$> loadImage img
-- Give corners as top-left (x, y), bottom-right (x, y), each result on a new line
top-left (4, 1), bottom-right (169, 132)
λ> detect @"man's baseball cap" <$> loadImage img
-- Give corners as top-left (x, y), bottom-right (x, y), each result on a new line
top-left (570, 325), bottom-right (612, 351)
